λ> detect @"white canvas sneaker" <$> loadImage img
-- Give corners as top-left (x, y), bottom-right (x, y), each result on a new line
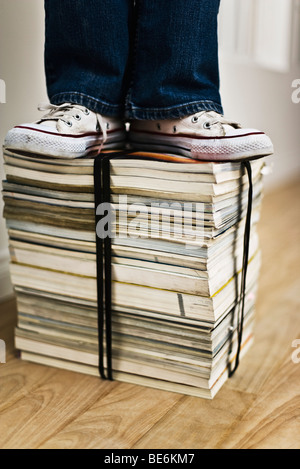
top-left (4, 103), bottom-right (127, 159)
top-left (129, 111), bottom-right (274, 161)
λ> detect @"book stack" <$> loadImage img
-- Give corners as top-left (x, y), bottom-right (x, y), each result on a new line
top-left (2, 148), bottom-right (266, 398)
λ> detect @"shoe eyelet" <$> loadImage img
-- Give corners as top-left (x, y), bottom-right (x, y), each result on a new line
top-left (74, 114), bottom-right (82, 121)
top-left (83, 109), bottom-right (90, 115)
top-left (173, 126), bottom-right (177, 133)
top-left (203, 121), bottom-right (211, 129)
top-left (191, 116), bottom-right (199, 123)
top-left (157, 123), bottom-right (161, 130)
top-left (65, 121), bottom-right (73, 127)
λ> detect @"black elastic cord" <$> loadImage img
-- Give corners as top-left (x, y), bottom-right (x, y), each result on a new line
top-left (229, 161), bottom-right (253, 377)
top-left (102, 156), bottom-right (113, 380)
top-left (94, 151), bottom-right (132, 380)
top-left (94, 153), bottom-right (254, 381)
top-left (93, 154), bottom-right (106, 379)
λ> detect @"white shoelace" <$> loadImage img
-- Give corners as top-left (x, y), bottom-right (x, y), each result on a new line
top-left (191, 111), bottom-right (241, 130)
top-left (38, 103), bottom-right (108, 152)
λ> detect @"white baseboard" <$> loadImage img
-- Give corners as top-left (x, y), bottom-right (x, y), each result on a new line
top-left (0, 249), bottom-right (14, 302)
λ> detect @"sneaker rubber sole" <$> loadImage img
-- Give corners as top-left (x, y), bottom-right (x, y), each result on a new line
top-left (5, 126), bottom-right (127, 159)
top-left (129, 130), bottom-right (274, 161)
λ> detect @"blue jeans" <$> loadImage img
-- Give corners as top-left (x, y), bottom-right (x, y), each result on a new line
top-left (45, 0), bottom-right (223, 120)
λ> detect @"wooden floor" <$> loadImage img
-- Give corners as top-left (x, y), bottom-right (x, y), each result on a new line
top-left (0, 177), bottom-right (299, 449)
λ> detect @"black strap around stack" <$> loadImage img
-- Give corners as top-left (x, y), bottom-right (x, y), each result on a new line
top-left (94, 153), bottom-right (253, 381)
top-left (94, 151), bottom-right (125, 380)
top-left (93, 151), bottom-right (152, 380)
top-left (228, 161), bottom-right (253, 377)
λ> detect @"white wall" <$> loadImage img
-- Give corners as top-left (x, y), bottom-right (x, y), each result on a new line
top-left (218, 0), bottom-right (300, 191)
top-left (0, 0), bottom-right (47, 300)
top-left (0, 0), bottom-right (299, 300)
top-left (219, 62), bottom-right (300, 190)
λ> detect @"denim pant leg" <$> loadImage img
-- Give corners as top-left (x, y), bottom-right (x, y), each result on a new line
top-left (44, 0), bottom-right (222, 120)
top-left (44, 0), bottom-right (132, 117)
top-left (126, 0), bottom-right (223, 120)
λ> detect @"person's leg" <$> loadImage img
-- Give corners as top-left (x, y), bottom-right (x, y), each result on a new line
top-left (45, 0), bottom-right (131, 117)
top-left (126, 0), bottom-right (223, 120)
top-left (128, 0), bottom-right (273, 161)
top-left (5, 0), bottom-right (131, 158)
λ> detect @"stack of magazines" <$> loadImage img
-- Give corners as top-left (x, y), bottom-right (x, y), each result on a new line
top-left (2, 148), bottom-right (266, 398)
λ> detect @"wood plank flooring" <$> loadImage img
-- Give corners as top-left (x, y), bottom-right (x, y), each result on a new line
top-left (0, 177), bottom-right (299, 449)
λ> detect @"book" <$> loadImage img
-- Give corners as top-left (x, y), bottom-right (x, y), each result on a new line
top-left (2, 148), bottom-right (267, 399)
top-left (8, 230), bottom-right (259, 297)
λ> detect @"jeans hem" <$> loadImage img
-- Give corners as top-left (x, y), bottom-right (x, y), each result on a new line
top-left (50, 93), bottom-right (223, 121)
top-left (125, 100), bottom-right (223, 120)
top-left (50, 92), bottom-right (124, 118)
